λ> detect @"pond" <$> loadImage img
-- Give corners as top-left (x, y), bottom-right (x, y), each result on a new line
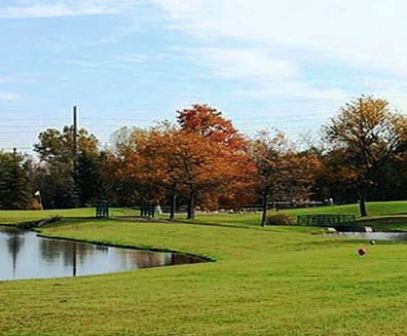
top-left (0, 227), bottom-right (205, 281)
top-left (333, 231), bottom-right (407, 241)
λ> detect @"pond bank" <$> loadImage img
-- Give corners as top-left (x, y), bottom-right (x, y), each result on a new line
top-left (0, 216), bottom-right (62, 229)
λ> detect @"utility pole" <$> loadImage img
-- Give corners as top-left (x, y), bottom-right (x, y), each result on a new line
top-left (71, 105), bottom-right (80, 208)
top-left (73, 106), bottom-right (78, 177)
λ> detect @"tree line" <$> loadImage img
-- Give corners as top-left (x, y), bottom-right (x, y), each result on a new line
top-left (0, 95), bottom-right (406, 222)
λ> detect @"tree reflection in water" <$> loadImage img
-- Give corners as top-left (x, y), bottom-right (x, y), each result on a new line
top-left (6, 229), bottom-right (24, 276)
top-left (0, 228), bottom-right (205, 281)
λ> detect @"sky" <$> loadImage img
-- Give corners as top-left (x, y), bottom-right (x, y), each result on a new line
top-left (1, 0), bottom-right (407, 151)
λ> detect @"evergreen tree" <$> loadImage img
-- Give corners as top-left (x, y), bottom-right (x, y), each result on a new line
top-left (77, 151), bottom-right (104, 206)
top-left (0, 150), bottom-right (32, 209)
top-left (34, 126), bottom-right (99, 209)
top-left (40, 162), bottom-right (79, 209)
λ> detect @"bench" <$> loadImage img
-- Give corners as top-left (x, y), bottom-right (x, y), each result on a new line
top-left (96, 200), bottom-right (109, 218)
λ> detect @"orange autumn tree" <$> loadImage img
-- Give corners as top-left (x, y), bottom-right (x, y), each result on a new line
top-left (177, 104), bottom-right (247, 150)
top-left (176, 104), bottom-right (250, 217)
top-left (116, 127), bottom-right (167, 206)
top-left (120, 125), bottom-right (184, 220)
top-left (161, 129), bottom-right (247, 219)
top-left (121, 105), bottom-right (249, 219)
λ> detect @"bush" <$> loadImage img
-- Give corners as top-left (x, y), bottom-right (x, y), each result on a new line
top-left (266, 213), bottom-right (295, 226)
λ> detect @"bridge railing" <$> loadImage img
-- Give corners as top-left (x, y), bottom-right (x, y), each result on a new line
top-left (297, 214), bottom-right (356, 227)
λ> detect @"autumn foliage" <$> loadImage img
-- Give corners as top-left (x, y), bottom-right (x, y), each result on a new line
top-left (116, 98), bottom-right (407, 222)
top-left (121, 105), bottom-right (251, 219)
top-left (2, 96), bottom-right (406, 221)
top-left (324, 95), bottom-right (407, 216)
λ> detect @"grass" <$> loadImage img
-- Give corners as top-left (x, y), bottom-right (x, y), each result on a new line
top-left (0, 201), bottom-right (406, 335)
top-left (175, 201), bottom-right (407, 228)
top-left (1, 201), bottom-right (406, 227)
top-left (357, 216), bottom-right (407, 232)
top-left (0, 207), bottom-right (138, 225)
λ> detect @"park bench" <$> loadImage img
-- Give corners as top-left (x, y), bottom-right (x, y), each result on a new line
top-left (297, 214), bottom-right (356, 227)
top-left (95, 200), bottom-right (109, 218)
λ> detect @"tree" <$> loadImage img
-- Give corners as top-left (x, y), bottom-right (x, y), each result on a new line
top-left (34, 126), bottom-right (99, 208)
top-left (177, 104), bottom-right (250, 217)
top-left (250, 131), bottom-right (319, 226)
top-left (177, 104), bottom-right (246, 150)
top-left (38, 162), bottom-right (79, 209)
top-left (120, 125), bottom-right (181, 219)
top-left (34, 126), bottom-right (98, 164)
top-left (0, 150), bottom-right (32, 209)
top-left (324, 95), bottom-right (407, 216)
top-left (162, 129), bottom-right (247, 219)
top-left (121, 122), bottom-right (249, 219)
top-left (77, 151), bottom-right (104, 206)
top-left (120, 105), bottom-right (250, 220)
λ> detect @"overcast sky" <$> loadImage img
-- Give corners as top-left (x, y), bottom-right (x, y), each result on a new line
top-left (1, 0), bottom-right (407, 150)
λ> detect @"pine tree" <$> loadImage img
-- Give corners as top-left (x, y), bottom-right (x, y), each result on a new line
top-left (0, 150), bottom-right (32, 209)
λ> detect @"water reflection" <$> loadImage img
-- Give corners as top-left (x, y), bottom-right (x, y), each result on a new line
top-left (0, 228), bottom-right (204, 281)
top-left (6, 231), bottom-right (24, 276)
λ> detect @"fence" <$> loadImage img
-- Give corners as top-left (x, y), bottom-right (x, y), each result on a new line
top-left (297, 214), bottom-right (356, 227)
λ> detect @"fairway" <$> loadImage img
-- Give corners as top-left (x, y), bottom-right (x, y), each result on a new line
top-left (0, 202), bottom-right (406, 335)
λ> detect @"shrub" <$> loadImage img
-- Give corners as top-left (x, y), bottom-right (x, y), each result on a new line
top-left (266, 213), bottom-right (295, 226)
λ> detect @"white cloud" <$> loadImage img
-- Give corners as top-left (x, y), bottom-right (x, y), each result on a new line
top-left (154, 0), bottom-right (407, 76)
top-left (150, 0), bottom-right (407, 109)
top-left (191, 47), bottom-right (299, 80)
top-left (0, 0), bottom-right (139, 19)
top-left (248, 83), bottom-right (348, 102)
top-left (184, 46), bottom-right (348, 101)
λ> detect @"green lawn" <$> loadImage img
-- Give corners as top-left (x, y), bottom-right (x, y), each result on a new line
top-left (0, 201), bottom-right (406, 335)
top-left (177, 201), bottom-right (407, 227)
top-left (0, 207), bottom-right (138, 225)
top-left (1, 201), bottom-right (406, 227)
top-left (357, 216), bottom-right (407, 232)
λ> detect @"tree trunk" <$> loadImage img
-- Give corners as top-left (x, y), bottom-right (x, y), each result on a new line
top-left (359, 187), bottom-right (368, 217)
top-left (169, 194), bottom-right (177, 220)
top-left (261, 188), bottom-right (269, 227)
top-left (187, 192), bottom-right (196, 220)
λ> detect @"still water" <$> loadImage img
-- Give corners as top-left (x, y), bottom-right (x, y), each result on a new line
top-left (334, 231), bottom-right (407, 241)
top-left (0, 227), bottom-right (204, 281)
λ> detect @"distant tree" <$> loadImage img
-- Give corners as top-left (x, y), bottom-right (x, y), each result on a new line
top-left (77, 152), bottom-right (104, 206)
top-left (111, 126), bottom-right (159, 209)
top-left (0, 150), bottom-right (32, 209)
top-left (39, 162), bottom-right (79, 209)
top-left (324, 95), bottom-right (407, 216)
top-left (34, 126), bottom-right (99, 208)
top-left (120, 125), bottom-right (178, 219)
top-left (177, 104), bottom-right (246, 150)
top-left (159, 129), bottom-right (247, 219)
top-left (121, 113), bottom-right (249, 220)
top-left (176, 105), bottom-right (249, 218)
top-left (249, 131), bottom-right (319, 226)
top-left (109, 126), bottom-right (148, 153)
top-left (34, 126), bottom-right (98, 164)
